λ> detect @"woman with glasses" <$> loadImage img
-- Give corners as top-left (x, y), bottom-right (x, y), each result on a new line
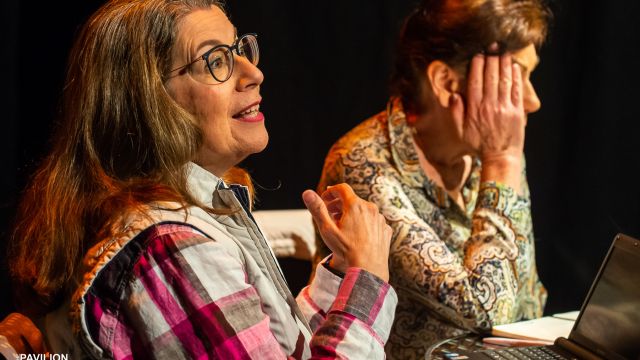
top-left (314, 0), bottom-right (550, 358)
top-left (8, 0), bottom-right (397, 358)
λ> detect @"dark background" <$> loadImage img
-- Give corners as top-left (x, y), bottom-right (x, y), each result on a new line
top-left (1, 0), bottom-right (639, 320)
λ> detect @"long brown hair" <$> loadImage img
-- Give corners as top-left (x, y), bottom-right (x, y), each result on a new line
top-left (9, 0), bottom-right (255, 309)
top-left (391, 0), bottom-right (551, 115)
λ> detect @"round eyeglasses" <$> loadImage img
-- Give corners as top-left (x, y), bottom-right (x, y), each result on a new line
top-left (169, 33), bottom-right (259, 84)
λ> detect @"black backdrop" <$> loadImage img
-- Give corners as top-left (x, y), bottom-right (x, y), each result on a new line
top-left (1, 0), bottom-right (639, 319)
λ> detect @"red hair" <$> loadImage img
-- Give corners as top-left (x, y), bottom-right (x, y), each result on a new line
top-left (391, 0), bottom-right (551, 115)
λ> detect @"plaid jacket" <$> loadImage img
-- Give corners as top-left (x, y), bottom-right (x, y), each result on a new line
top-left (44, 163), bottom-right (397, 359)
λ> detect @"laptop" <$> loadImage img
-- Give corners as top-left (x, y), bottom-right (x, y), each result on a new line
top-left (467, 233), bottom-right (640, 360)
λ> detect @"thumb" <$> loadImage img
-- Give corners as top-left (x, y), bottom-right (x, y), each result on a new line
top-left (302, 190), bottom-right (336, 232)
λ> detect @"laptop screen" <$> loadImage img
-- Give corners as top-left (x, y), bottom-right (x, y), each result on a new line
top-left (570, 234), bottom-right (640, 360)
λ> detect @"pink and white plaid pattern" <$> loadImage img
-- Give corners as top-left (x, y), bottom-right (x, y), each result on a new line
top-left (83, 223), bottom-right (397, 359)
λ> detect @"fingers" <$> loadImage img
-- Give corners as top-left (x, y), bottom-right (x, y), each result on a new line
top-left (310, 185), bottom-right (391, 281)
top-left (511, 62), bottom-right (524, 109)
top-left (467, 54), bottom-right (485, 117)
top-left (478, 46), bottom-right (518, 113)
top-left (321, 183), bottom-right (357, 204)
top-left (302, 190), bottom-right (337, 233)
top-left (325, 197), bottom-right (343, 221)
top-left (379, 212), bottom-right (392, 240)
top-left (383, 223), bottom-right (393, 244)
top-left (481, 45), bottom-right (514, 105)
top-left (483, 50), bottom-right (500, 103)
top-left (463, 45), bottom-right (526, 159)
top-left (498, 53), bottom-right (512, 104)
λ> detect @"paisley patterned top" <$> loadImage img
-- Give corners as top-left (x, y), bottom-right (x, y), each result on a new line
top-left (314, 99), bottom-right (547, 359)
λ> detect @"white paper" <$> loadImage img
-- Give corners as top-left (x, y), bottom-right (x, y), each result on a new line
top-left (552, 310), bottom-right (580, 321)
top-left (491, 316), bottom-right (575, 342)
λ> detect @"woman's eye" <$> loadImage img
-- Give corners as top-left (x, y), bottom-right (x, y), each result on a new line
top-left (209, 55), bottom-right (224, 69)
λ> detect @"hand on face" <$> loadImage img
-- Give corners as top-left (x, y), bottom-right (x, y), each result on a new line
top-left (302, 184), bottom-right (392, 282)
top-left (450, 46), bottom-right (526, 164)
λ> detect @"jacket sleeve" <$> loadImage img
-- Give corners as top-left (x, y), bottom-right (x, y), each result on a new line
top-left (297, 261), bottom-right (398, 359)
top-left (84, 224), bottom-right (396, 359)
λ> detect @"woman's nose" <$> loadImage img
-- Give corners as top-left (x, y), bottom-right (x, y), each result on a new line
top-left (523, 81), bottom-right (541, 114)
top-left (235, 55), bottom-right (264, 91)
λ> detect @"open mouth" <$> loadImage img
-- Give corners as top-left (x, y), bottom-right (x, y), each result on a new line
top-left (232, 102), bottom-right (263, 122)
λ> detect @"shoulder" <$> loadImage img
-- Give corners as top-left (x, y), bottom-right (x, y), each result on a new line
top-left (320, 110), bottom-right (396, 183)
top-left (76, 222), bottom-right (250, 358)
top-left (136, 222), bottom-right (219, 255)
top-left (94, 222), bottom-right (230, 278)
top-left (129, 222), bottom-right (246, 289)
top-left (90, 222), bottom-right (242, 299)
top-left (326, 110), bottom-right (391, 162)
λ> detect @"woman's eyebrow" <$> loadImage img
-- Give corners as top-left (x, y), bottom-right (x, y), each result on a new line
top-left (194, 27), bottom-right (238, 53)
top-left (194, 38), bottom-right (225, 53)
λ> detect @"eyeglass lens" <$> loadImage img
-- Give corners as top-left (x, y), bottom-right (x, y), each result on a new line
top-left (202, 34), bottom-right (259, 84)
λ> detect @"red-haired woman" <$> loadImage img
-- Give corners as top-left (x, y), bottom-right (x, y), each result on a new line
top-left (314, 0), bottom-right (551, 357)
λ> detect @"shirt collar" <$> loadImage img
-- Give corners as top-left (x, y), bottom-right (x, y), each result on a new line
top-left (185, 162), bottom-right (224, 206)
top-left (386, 98), bottom-right (426, 189)
top-left (385, 98), bottom-right (481, 211)
top-left (185, 162), bottom-right (253, 212)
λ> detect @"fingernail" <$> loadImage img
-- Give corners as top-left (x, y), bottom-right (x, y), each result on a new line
top-left (302, 190), bottom-right (315, 206)
top-left (489, 42), bottom-right (499, 52)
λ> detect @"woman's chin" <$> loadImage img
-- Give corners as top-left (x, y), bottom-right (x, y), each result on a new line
top-left (242, 133), bottom-right (270, 157)
top-left (254, 131), bottom-right (269, 152)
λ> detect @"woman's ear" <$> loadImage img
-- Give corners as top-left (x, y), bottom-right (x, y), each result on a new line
top-left (426, 61), bottom-right (461, 108)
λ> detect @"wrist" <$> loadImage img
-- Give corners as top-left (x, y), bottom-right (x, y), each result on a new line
top-left (480, 153), bottom-right (522, 192)
top-left (481, 152), bottom-right (521, 169)
top-left (333, 256), bottom-right (390, 283)
top-left (327, 255), bottom-right (347, 276)
top-left (348, 260), bottom-right (390, 282)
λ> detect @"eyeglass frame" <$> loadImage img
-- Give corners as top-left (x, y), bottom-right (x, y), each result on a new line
top-left (168, 33), bottom-right (259, 84)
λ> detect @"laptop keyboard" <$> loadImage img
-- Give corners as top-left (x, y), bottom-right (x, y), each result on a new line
top-left (479, 346), bottom-right (570, 360)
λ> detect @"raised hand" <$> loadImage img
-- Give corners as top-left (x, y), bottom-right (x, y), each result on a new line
top-left (449, 45), bottom-right (526, 190)
top-left (302, 184), bottom-right (392, 282)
